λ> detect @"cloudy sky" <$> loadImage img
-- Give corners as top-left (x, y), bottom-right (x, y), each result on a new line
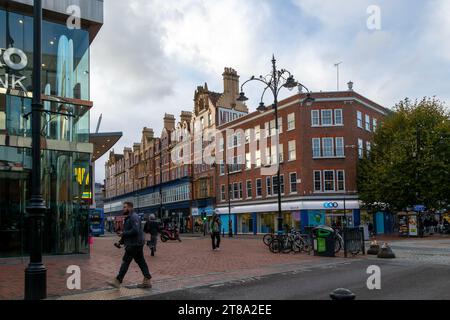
top-left (90, 0), bottom-right (450, 183)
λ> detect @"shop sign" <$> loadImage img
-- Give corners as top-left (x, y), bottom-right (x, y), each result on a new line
top-left (414, 205), bottom-right (426, 212)
top-left (323, 202), bottom-right (339, 209)
top-left (409, 215), bottom-right (418, 236)
top-left (0, 48), bottom-right (28, 91)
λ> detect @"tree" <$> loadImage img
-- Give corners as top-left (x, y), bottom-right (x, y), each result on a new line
top-left (357, 97), bottom-right (450, 212)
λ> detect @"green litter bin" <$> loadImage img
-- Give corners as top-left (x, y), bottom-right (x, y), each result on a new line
top-left (313, 225), bottom-right (335, 257)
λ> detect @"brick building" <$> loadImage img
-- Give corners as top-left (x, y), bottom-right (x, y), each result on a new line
top-left (215, 82), bottom-right (389, 234)
top-left (104, 68), bottom-right (389, 235)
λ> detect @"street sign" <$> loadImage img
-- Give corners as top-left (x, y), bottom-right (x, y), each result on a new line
top-left (414, 205), bottom-right (426, 212)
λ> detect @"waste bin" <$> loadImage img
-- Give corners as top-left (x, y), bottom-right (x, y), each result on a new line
top-left (312, 225), bottom-right (335, 257)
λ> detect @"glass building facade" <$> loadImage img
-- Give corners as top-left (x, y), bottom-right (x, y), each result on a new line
top-left (0, 6), bottom-right (97, 257)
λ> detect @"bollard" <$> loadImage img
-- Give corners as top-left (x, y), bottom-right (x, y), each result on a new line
top-left (330, 288), bottom-right (356, 300)
top-left (377, 242), bottom-right (396, 259)
top-left (367, 240), bottom-right (380, 255)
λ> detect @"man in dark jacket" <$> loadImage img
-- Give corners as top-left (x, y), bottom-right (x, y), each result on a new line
top-left (144, 214), bottom-right (160, 256)
top-left (108, 202), bottom-right (152, 289)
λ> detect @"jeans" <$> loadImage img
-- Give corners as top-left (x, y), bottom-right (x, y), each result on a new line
top-left (147, 235), bottom-right (158, 255)
top-left (117, 245), bottom-right (151, 282)
top-left (211, 232), bottom-right (221, 250)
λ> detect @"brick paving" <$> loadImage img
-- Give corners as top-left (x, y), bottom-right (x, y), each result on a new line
top-left (1, 234), bottom-right (361, 300)
top-left (1, 233), bottom-right (448, 300)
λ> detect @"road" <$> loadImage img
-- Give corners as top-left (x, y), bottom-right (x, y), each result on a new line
top-left (143, 239), bottom-right (450, 300)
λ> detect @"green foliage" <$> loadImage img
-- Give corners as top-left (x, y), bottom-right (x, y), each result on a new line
top-left (357, 97), bottom-right (450, 212)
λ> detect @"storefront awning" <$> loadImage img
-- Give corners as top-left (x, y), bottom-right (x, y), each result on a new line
top-left (90, 132), bottom-right (122, 162)
top-left (215, 200), bottom-right (361, 215)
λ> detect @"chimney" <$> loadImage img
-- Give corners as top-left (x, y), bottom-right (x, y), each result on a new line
top-left (133, 143), bottom-right (140, 152)
top-left (347, 81), bottom-right (354, 91)
top-left (164, 113), bottom-right (176, 131)
top-left (223, 67), bottom-right (239, 99)
top-left (142, 127), bottom-right (154, 140)
top-left (180, 111), bottom-right (192, 124)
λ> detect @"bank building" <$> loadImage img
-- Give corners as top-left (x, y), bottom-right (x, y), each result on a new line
top-left (0, 0), bottom-right (119, 258)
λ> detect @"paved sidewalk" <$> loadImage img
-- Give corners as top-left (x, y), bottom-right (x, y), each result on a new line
top-left (0, 235), bottom-right (360, 300)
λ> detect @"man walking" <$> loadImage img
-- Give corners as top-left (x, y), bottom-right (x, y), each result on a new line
top-left (210, 213), bottom-right (222, 251)
top-left (144, 214), bottom-right (160, 256)
top-left (108, 202), bottom-right (152, 289)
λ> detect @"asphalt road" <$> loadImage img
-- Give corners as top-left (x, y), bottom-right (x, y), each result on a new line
top-left (143, 239), bottom-right (450, 300)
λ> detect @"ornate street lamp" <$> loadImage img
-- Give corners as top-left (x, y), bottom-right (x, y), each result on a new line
top-left (25, 0), bottom-right (47, 300)
top-left (238, 56), bottom-right (314, 235)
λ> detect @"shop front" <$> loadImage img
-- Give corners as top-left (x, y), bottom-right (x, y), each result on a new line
top-left (215, 199), bottom-right (361, 235)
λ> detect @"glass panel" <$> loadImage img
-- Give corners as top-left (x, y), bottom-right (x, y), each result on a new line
top-left (1, 9), bottom-right (90, 100)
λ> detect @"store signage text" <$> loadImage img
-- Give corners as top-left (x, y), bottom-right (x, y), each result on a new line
top-left (323, 202), bottom-right (339, 209)
top-left (0, 48), bottom-right (28, 91)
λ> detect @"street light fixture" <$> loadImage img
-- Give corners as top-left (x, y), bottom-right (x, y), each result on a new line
top-left (237, 55), bottom-right (313, 235)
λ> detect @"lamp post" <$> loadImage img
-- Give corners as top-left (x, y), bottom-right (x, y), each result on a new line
top-left (237, 56), bottom-right (314, 235)
top-left (226, 163), bottom-right (233, 237)
top-left (25, 0), bottom-right (47, 300)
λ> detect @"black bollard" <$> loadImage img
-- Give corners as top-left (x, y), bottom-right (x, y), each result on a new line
top-left (330, 288), bottom-right (356, 300)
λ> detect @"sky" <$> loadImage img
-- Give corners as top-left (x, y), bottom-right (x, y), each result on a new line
top-left (90, 0), bottom-right (450, 183)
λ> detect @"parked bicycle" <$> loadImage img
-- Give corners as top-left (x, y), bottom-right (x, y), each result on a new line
top-left (268, 228), bottom-right (310, 254)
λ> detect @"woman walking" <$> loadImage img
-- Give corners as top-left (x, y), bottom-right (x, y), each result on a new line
top-left (210, 213), bottom-right (222, 251)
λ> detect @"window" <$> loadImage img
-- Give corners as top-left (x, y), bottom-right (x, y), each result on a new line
top-left (270, 120), bottom-right (277, 136)
top-left (219, 160), bottom-right (225, 175)
top-left (373, 118), bottom-right (378, 132)
top-left (366, 141), bottom-right (372, 156)
top-left (278, 117), bottom-right (283, 134)
top-left (314, 171), bottom-right (322, 192)
top-left (255, 150), bottom-right (261, 168)
top-left (288, 140), bottom-right (296, 161)
top-left (279, 144), bottom-right (284, 163)
top-left (221, 185), bottom-right (226, 201)
top-left (255, 125), bottom-right (261, 141)
top-left (358, 139), bottom-right (364, 159)
top-left (245, 153), bottom-right (251, 170)
top-left (256, 179), bottom-right (262, 197)
top-left (245, 129), bottom-right (251, 144)
top-left (337, 170), bottom-right (345, 191)
top-left (357, 111), bottom-right (363, 128)
top-left (312, 138), bottom-right (321, 158)
top-left (208, 113), bottom-right (212, 126)
top-left (311, 110), bottom-right (320, 126)
top-left (233, 183), bottom-right (239, 199)
top-left (246, 180), bottom-right (252, 199)
top-left (290, 173), bottom-right (298, 193)
top-left (334, 109), bottom-right (343, 125)
top-left (266, 177), bottom-right (272, 196)
top-left (218, 137), bottom-right (224, 152)
top-left (335, 137), bottom-right (344, 157)
top-left (287, 113), bottom-right (295, 131)
top-left (365, 115), bottom-right (371, 131)
top-left (324, 170), bottom-right (335, 191)
top-left (265, 147), bottom-right (271, 165)
top-left (264, 122), bottom-right (270, 138)
top-left (321, 110), bottom-right (333, 126)
top-left (272, 175), bottom-right (285, 195)
top-left (239, 182), bottom-right (243, 199)
top-left (322, 138), bottom-right (334, 157)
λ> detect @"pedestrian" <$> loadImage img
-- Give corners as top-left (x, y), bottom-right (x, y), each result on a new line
top-left (210, 213), bottom-right (222, 251)
top-left (107, 202), bottom-right (152, 289)
top-left (144, 214), bottom-right (160, 256)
